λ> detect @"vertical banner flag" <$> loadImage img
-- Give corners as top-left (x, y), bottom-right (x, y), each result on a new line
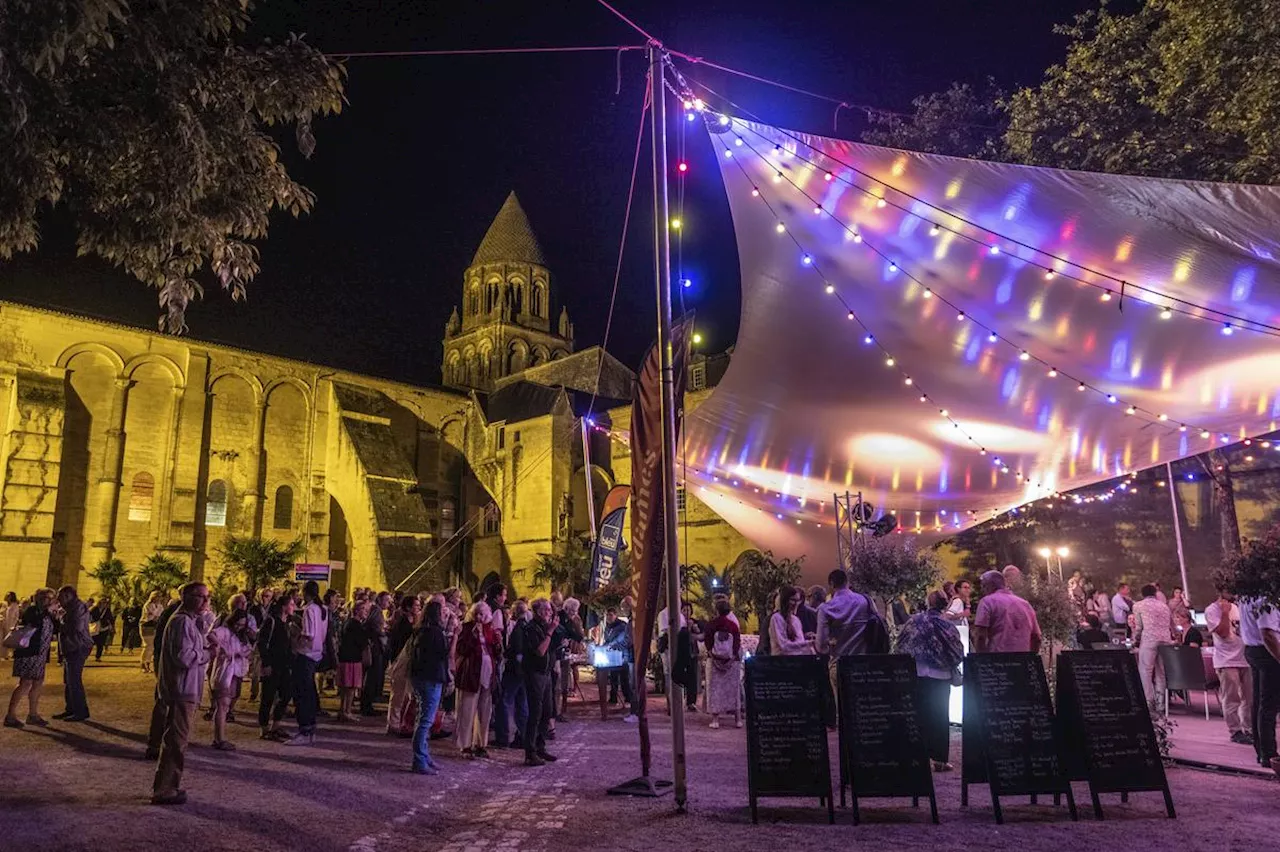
top-left (589, 485), bottom-right (632, 591)
top-left (629, 315), bottom-right (695, 707)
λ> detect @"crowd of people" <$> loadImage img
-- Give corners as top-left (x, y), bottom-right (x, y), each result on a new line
top-left (3, 579), bottom-right (600, 805)
top-left (4, 559), bottom-right (1279, 806)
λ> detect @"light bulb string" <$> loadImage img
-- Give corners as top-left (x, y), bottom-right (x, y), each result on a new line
top-left (728, 129), bottom-right (1232, 442)
top-left (687, 78), bottom-right (1280, 339)
top-left (721, 144), bottom-right (1054, 496)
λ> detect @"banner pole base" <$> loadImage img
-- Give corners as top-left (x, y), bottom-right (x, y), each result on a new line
top-left (607, 776), bottom-right (674, 798)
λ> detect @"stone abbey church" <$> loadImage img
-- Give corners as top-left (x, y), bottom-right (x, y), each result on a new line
top-left (0, 193), bottom-right (753, 596)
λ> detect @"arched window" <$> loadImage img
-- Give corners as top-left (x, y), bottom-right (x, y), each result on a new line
top-left (205, 479), bottom-right (228, 527)
top-left (469, 283), bottom-right (481, 315)
top-left (273, 485), bottom-right (294, 530)
top-left (128, 472), bottom-right (154, 522)
top-left (532, 283), bottom-right (545, 317)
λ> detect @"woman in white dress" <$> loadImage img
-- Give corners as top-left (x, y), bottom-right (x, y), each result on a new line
top-left (703, 599), bottom-right (742, 728)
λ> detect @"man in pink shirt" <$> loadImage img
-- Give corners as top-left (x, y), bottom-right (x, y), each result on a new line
top-left (972, 570), bottom-right (1042, 653)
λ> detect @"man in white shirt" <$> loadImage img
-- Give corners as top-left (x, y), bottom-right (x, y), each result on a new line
top-left (1112, 583), bottom-right (1133, 634)
top-left (1205, 587), bottom-right (1253, 744)
top-left (1240, 595), bottom-right (1280, 767)
top-left (286, 580), bottom-right (326, 745)
top-left (1132, 584), bottom-right (1174, 716)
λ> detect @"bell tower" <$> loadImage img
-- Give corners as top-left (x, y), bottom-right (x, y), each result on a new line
top-left (443, 192), bottom-right (574, 392)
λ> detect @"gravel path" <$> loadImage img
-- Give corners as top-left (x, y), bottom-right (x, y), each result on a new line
top-left (2, 653), bottom-right (1277, 851)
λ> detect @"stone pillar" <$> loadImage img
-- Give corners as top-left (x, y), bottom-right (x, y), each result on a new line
top-left (246, 399), bottom-right (267, 537)
top-left (88, 377), bottom-right (132, 567)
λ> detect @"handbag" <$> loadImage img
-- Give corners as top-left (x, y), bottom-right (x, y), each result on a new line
top-left (3, 625), bottom-right (37, 650)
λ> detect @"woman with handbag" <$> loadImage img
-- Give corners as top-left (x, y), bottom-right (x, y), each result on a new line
top-left (4, 588), bottom-right (56, 728)
top-left (208, 609), bottom-right (253, 750)
top-left (89, 596), bottom-right (116, 662)
top-left (336, 599), bottom-right (373, 723)
top-left (894, 590), bottom-right (965, 772)
top-left (453, 601), bottom-right (500, 757)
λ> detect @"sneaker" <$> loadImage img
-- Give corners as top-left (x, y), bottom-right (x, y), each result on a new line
top-left (474, 747), bottom-right (489, 759)
top-left (65, 715), bottom-right (90, 723)
top-left (524, 754), bottom-right (546, 767)
top-left (709, 719), bottom-right (720, 729)
top-left (4, 716), bottom-right (24, 729)
top-left (52, 711), bottom-right (74, 720)
top-left (25, 715), bottom-right (49, 727)
top-left (1231, 731), bottom-right (1255, 745)
top-left (283, 732), bottom-right (315, 746)
top-left (150, 791), bottom-right (188, 806)
top-left (686, 705), bottom-right (699, 714)
top-left (623, 714), bottom-right (638, 724)
top-left (211, 740), bottom-right (237, 752)
top-left (411, 765), bottom-right (438, 775)
top-left (537, 751), bottom-right (558, 763)
top-left (461, 747), bottom-right (474, 758)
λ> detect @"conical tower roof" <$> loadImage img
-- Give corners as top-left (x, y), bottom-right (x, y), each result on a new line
top-left (470, 191), bottom-right (547, 267)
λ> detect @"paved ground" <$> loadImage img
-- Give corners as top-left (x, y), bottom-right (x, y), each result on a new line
top-left (3, 651), bottom-right (1279, 852)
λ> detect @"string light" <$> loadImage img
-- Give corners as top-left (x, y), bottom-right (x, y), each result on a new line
top-left (801, 253), bottom-right (813, 265)
top-left (670, 218), bottom-right (682, 230)
top-left (1222, 323), bottom-right (1235, 336)
top-left (775, 221), bottom-right (785, 233)
top-left (923, 288), bottom-right (933, 299)
top-left (957, 311), bottom-right (966, 321)
top-left (1160, 308), bottom-right (1173, 319)
top-left (711, 110), bottom-right (1278, 339)
top-left (1047, 368), bottom-right (1058, 377)
top-left (1019, 350), bottom-right (1030, 361)
top-left (677, 161), bottom-right (688, 173)
top-left (824, 283), bottom-right (835, 294)
top-left (700, 116), bottom-right (1255, 503)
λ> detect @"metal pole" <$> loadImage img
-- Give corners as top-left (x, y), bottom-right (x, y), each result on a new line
top-left (648, 43), bottom-right (688, 812)
top-left (581, 418), bottom-right (598, 542)
top-left (1166, 461), bottom-right (1191, 606)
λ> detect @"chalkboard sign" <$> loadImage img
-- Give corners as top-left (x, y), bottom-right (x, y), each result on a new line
top-left (1055, 651), bottom-right (1175, 819)
top-left (836, 655), bottom-right (938, 824)
top-left (744, 655), bottom-right (834, 824)
top-left (961, 653), bottom-right (1077, 824)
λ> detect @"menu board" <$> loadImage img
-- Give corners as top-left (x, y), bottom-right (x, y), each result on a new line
top-left (837, 655), bottom-right (938, 823)
top-left (961, 653), bottom-right (1076, 823)
top-left (1055, 651), bottom-right (1175, 818)
top-left (744, 655), bottom-right (833, 823)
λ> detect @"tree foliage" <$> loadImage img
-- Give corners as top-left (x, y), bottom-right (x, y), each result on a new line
top-left (862, 0), bottom-right (1280, 185)
top-left (0, 0), bottom-right (346, 331)
top-left (532, 536), bottom-right (594, 597)
top-left (682, 562), bottom-right (743, 619)
top-left (846, 535), bottom-right (942, 606)
top-left (138, 552), bottom-right (188, 597)
top-left (217, 534), bottom-right (303, 596)
top-left (1218, 523), bottom-right (1280, 610)
top-left (1022, 573), bottom-right (1080, 656)
top-left (88, 556), bottom-right (129, 603)
top-left (730, 550), bottom-right (803, 630)
top-left (862, 81), bottom-right (1008, 160)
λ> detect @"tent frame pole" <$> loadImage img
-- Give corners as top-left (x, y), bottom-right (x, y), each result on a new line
top-left (1166, 461), bottom-right (1191, 605)
top-left (648, 43), bottom-right (688, 813)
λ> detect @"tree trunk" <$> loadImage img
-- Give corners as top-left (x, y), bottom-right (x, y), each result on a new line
top-left (1199, 449), bottom-right (1242, 559)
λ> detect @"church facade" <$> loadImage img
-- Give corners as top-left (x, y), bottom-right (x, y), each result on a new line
top-left (0, 193), bottom-right (755, 598)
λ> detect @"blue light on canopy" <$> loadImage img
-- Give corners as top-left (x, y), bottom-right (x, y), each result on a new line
top-left (681, 119), bottom-right (1280, 559)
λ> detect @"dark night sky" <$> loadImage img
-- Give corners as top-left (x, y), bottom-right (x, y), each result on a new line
top-left (0, 0), bottom-right (1104, 387)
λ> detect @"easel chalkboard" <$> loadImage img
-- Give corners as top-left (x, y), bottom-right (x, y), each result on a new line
top-left (1055, 651), bottom-right (1176, 819)
top-left (961, 653), bottom-right (1077, 824)
top-left (836, 655), bottom-right (939, 824)
top-left (744, 655), bottom-right (834, 824)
